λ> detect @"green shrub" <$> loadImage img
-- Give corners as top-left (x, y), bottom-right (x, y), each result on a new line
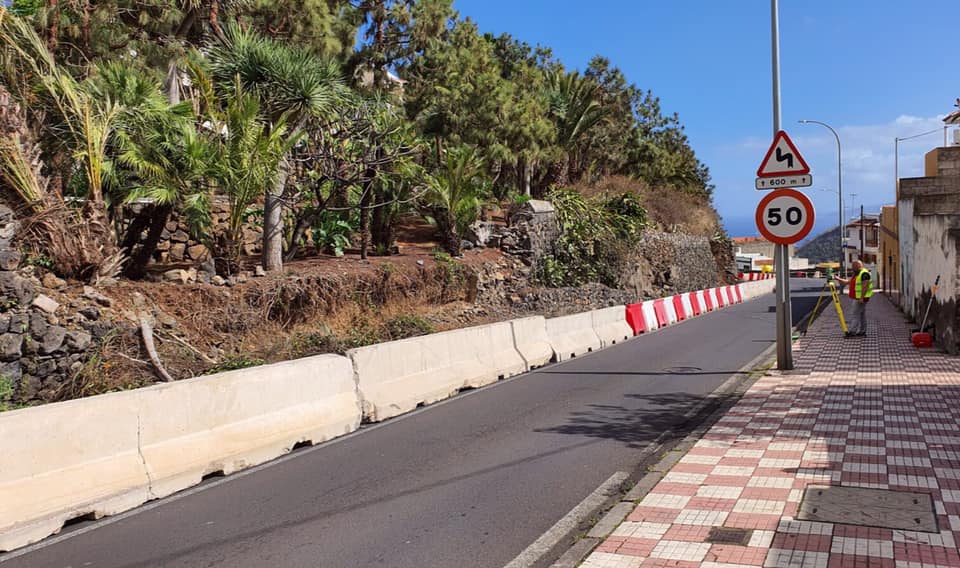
top-left (0, 374), bottom-right (13, 412)
top-left (385, 314), bottom-right (434, 340)
top-left (208, 354), bottom-right (265, 374)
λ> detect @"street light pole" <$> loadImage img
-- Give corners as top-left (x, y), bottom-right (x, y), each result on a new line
top-left (798, 119), bottom-right (843, 276)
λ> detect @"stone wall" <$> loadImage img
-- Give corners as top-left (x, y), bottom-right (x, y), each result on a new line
top-left (619, 232), bottom-right (721, 298)
top-left (0, 207), bottom-right (116, 405)
top-left (127, 196), bottom-right (263, 266)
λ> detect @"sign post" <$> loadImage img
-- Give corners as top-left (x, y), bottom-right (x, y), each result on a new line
top-left (769, 0), bottom-right (792, 370)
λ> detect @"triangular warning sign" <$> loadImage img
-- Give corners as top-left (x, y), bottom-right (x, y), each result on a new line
top-left (756, 130), bottom-right (810, 177)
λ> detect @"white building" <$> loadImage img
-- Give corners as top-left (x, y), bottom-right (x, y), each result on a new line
top-left (843, 214), bottom-right (880, 268)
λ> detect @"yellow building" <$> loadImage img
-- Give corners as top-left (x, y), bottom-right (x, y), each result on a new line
top-left (879, 205), bottom-right (899, 304)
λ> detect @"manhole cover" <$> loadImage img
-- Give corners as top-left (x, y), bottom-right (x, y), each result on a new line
top-left (798, 485), bottom-right (938, 532)
top-left (661, 366), bottom-right (702, 373)
top-left (706, 527), bottom-right (752, 546)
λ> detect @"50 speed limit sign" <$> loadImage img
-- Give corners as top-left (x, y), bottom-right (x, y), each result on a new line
top-left (755, 188), bottom-right (815, 245)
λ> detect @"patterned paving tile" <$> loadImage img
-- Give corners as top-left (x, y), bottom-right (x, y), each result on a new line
top-left (588, 295), bottom-right (960, 568)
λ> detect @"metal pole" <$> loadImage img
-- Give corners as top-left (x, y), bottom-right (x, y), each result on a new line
top-left (860, 204), bottom-right (867, 262)
top-left (799, 120), bottom-right (843, 276)
top-left (771, 0), bottom-right (792, 370)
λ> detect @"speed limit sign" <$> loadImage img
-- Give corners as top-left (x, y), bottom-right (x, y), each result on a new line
top-left (755, 188), bottom-right (815, 245)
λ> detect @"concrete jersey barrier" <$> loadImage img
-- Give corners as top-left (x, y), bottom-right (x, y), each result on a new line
top-left (509, 316), bottom-right (554, 370)
top-left (0, 353), bottom-right (359, 552)
top-left (138, 354), bottom-right (359, 500)
top-left (591, 306), bottom-right (633, 347)
top-left (349, 321), bottom-right (527, 422)
top-left (545, 312), bottom-right (603, 362)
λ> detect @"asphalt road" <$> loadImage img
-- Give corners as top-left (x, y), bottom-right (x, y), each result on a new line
top-left (1, 279), bottom-right (825, 568)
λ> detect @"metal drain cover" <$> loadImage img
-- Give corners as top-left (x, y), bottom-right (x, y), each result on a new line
top-left (798, 485), bottom-right (938, 532)
top-left (706, 527), bottom-right (752, 546)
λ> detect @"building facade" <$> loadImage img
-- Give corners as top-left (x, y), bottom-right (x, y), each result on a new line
top-left (898, 145), bottom-right (960, 353)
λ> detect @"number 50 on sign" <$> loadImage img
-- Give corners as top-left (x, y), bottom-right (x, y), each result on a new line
top-left (755, 188), bottom-right (815, 245)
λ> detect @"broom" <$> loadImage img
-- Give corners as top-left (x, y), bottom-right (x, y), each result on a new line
top-left (912, 275), bottom-right (939, 347)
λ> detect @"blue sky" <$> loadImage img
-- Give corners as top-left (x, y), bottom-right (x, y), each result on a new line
top-left (453, 0), bottom-right (959, 239)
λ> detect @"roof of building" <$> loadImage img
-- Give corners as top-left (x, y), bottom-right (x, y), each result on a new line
top-left (731, 237), bottom-right (769, 243)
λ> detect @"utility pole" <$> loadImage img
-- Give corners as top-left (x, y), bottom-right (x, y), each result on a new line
top-left (770, 0), bottom-right (793, 370)
top-left (860, 205), bottom-right (865, 261)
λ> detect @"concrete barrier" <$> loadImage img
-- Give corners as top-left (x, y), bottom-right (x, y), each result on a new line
top-left (0, 353), bottom-right (360, 552)
top-left (350, 321), bottom-right (527, 422)
top-left (545, 312), bottom-right (603, 362)
top-left (0, 392), bottom-right (148, 552)
top-left (510, 316), bottom-right (554, 370)
top-left (139, 354), bottom-right (359, 500)
top-left (641, 301), bottom-right (660, 332)
top-left (591, 306), bottom-right (633, 347)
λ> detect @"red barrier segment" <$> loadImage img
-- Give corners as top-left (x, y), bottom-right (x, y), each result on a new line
top-left (725, 286), bottom-right (736, 305)
top-left (715, 288), bottom-right (726, 308)
top-left (703, 290), bottom-right (714, 312)
top-left (672, 295), bottom-right (686, 321)
top-left (625, 303), bottom-right (646, 336)
top-left (689, 292), bottom-right (702, 316)
top-left (652, 298), bottom-right (670, 328)
top-left (733, 285), bottom-right (743, 303)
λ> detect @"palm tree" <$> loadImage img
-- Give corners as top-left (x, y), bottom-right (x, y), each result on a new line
top-left (207, 84), bottom-right (299, 269)
top-left (422, 145), bottom-right (489, 257)
top-left (545, 69), bottom-right (607, 188)
top-left (206, 24), bottom-right (347, 271)
top-left (0, 9), bottom-right (123, 280)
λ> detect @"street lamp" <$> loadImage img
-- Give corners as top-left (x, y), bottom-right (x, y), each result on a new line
top-left (799, 119), bottom-right (843, 276)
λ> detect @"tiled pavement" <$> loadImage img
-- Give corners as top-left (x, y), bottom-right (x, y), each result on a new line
top-left (580, 294), bottom-right (960, 568)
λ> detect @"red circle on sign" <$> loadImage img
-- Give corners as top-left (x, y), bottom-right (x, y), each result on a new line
top-left (754, 188), bottom-right (815, 245)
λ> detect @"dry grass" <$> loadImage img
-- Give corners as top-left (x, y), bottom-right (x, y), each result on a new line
top-left (574, 175), bottom-right (720, 237)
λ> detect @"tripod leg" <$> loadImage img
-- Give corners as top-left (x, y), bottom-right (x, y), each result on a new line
top-left (831, 286), bottom-right (848, 333)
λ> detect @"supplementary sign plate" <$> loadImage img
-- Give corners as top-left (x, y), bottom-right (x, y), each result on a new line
top-left (755, 173), bottom-right (812, 190)
top-left (755, 188), bottom-right (815, 245)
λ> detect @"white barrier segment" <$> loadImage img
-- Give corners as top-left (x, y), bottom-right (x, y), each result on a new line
top-left (681, 293), bottom-right (695, 318)
top-left (693, 290), bottom-right (706, 311)
top-left (545, 312), bottom-right (603, 362)
top-left (139, 354), bottom-right (359, 500)
top-left (510, 316), bottom-right (554, 369)
top-left (350, 321), bottom-right (526, 422)
top-left (0, 393), bottom-right (149, 552)
top-left (641, 300), bottom-right (660, 331)
top-left (0, 353), bottom-right (361, 552)
top-left (664, 298), bottom-right (679, 325)
top-left (591, 306), bottom-right (633, 348)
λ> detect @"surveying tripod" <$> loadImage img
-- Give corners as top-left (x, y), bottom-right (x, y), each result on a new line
top-left (805, 276), bottom-right (848, 335)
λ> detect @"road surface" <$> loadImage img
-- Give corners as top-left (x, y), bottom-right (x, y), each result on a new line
top-left (0, 279), bottom-right (825, 568)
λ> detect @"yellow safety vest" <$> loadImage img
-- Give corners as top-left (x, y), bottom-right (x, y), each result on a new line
top-left (854, 268), bottom-right (873, 299)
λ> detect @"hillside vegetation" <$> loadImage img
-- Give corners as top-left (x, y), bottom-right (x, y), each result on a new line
top-left (797, 226), bottom-right (841, 264)
top-left (0, 0), bottom-right (720, 283)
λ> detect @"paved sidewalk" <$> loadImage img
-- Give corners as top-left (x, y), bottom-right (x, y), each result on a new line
top-left (581, 294), bottom-right (960, 568)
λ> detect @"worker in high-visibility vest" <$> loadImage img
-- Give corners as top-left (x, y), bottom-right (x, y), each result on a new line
top-left (836, 259), bottom-right (873, 337)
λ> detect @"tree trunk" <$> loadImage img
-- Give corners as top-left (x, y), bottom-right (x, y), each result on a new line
top-left (46, 0), bottom-right (59, 52)
top-left (523, 158), bottom-right (532, 197)
top-left (358, 183), bottom-right (372, 260)
top-left (371, 198), bottom-right (392, 253)
top-left (435, 209), bottom-right (460, 257)
top-left (125, 204), bottom-right (172, 279)
top-left (546, 153), bottom-right (570, 189)
top-left (262, 159), bottom-right (289, 271)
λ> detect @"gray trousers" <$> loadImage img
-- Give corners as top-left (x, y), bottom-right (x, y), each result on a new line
top-left (848, 300), bottom-right (867, 334)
